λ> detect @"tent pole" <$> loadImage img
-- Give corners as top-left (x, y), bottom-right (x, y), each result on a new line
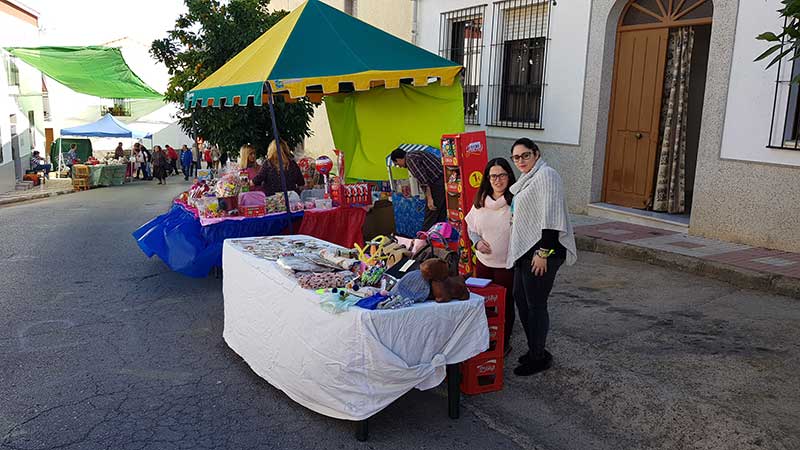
top-left (265, 82), bottom-right (294, 234)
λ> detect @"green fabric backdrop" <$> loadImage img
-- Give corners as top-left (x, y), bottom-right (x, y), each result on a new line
top-left (325, 81), bottom-right (465, 181)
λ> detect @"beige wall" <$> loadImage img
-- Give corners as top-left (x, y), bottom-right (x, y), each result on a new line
top-left (270, 0), bottom-right (414, 159)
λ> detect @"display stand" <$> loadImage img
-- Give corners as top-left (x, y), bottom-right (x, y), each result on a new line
top-left (440, 131), bottom-right (488, 276)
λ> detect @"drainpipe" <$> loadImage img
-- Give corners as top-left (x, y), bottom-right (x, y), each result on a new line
top-left (411, 0), bottom-right (418, 45)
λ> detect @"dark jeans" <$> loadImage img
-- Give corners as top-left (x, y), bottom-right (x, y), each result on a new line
top-left (421, 183), bottom-right (447, 231)
top-left (33, 164), bottom-right (51, 178)
top-left (513, 253), bottom-right (565, 361)
top-left (475, 261), bottom-right (515, 349)
top-left (182, 163), bottom-right (192, 179)
top-left (170, 159), bottom-right (178, 175)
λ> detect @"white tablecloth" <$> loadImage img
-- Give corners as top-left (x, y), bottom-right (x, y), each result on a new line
top-left (222, 237), bottom-right (489, 421)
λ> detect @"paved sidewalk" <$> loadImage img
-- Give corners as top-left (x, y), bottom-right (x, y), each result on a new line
top-left (572, 214), bottom-right (800, 298)
top-left (0, 178), bottom-right (74, 206)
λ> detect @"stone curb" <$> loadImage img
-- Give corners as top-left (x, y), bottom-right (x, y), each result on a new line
top-left (576, 235), bottom-right (800, 300)
top-left (0, 188), bottom-right (75, 207)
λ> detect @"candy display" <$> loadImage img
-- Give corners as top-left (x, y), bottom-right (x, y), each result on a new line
top-left (215, 167), bottom-right (245, 198)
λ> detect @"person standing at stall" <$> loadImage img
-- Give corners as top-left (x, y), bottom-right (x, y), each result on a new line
top-left (166, 145), bottom-right (179, 175)
top-left (191, 143), bottom-right (201, 176)
top-left (152, 146), bottom-right (168, 185)
top-left (465, 158), bottom-right (517, 355)
top-left (251, 140), bottom-right (304, 196)
top-left (203, 145), bottom-right (213, 170)
top-left (507, 138), bottom-right (576, 376)
top-left (114, 142), bottom-right (125, 159)
top-left (180, 144), bottom-right (193, 181)
top-left (239, 144), bottom-right (261, 180)
top-left (211, 145), bottom-right (221, 171)
top-left (140, 144), bottom-right (153, 180)
top-left (390, 147), bottom-right (446, 230)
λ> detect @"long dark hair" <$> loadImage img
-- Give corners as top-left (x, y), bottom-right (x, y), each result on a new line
top-left (473, 158), bottom-right (517, 209)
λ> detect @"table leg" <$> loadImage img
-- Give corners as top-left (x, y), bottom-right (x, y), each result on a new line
top-left (447, 363), bottom-right (460, 419)
top-left (355, 419), bottom-right (369, 442)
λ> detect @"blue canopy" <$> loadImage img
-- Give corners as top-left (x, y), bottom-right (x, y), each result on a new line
top-left (61, 113), bottom-right (152, 139)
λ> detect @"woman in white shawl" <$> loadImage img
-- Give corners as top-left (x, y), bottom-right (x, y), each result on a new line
top-left (507, 138), bottom-right (577, 376)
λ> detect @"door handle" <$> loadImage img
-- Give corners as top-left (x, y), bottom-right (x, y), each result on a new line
top-left (634, 132), bottom-right (643, 139)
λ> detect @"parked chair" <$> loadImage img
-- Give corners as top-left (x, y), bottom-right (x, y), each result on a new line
top-left (72, 164), bottom-right (90, 191)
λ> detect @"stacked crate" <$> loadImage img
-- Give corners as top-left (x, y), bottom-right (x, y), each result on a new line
top-left (461, 284), bottom-right (506, 394)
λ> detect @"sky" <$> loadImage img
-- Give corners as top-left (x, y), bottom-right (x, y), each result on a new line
top-left (25, 0), bottom-right (187, 47)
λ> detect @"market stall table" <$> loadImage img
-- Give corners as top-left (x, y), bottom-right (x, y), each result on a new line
top-left (222, 236), bottom-right (489, 440)
top-left (133, 202), bottom-right (367, 277)
top-left (87, 164), bottom-right (127, 187)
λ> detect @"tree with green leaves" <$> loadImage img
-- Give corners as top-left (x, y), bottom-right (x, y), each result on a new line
top-left (151, 0), bottom-right (315, 157)
top-left (756, 0), bottom-right (800, 76)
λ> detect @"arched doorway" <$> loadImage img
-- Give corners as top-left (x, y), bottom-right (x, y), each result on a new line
top-left (602, 0), bottom-right (712, 214)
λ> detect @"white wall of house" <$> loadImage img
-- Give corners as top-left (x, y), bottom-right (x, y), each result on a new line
top-left (0, 1), bottom-right (43, 192)
top-left (416, 0), bottom-right (591, 146)
top-left (720, 0), bottom-right (800, 167)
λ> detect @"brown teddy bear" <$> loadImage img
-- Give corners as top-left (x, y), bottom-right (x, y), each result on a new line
top-left (430, 276), bottom-right (471, 303)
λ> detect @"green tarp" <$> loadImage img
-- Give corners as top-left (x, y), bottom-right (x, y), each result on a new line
top-left (5, 46), bottom-right (162, 99)
top-left (50, 138), bottom-right (92, 167)
top-left (325, 81), bottom-right (465, 181)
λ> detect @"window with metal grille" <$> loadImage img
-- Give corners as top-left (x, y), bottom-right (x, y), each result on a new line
top-left (439, 5), bottom-right (486, 125)
top-left (487, 0), bottom-right (551, 129)
top-left (769, 25), bottom-right (800, 152)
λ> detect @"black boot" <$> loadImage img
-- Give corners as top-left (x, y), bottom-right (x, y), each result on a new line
top-left (514, 350), bottom-right (553, 376)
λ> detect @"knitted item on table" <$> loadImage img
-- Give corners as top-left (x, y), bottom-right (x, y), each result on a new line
top-left (388, 270), bottom-right (430, 303)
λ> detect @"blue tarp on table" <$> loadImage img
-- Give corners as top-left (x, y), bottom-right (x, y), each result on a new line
top-left (132, 204), bottom-right (303, 278)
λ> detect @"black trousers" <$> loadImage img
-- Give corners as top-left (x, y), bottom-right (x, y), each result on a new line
top-left (513, 254), bottom-right (565, 361)
top-left (421, 183), bottom-right (447, 231)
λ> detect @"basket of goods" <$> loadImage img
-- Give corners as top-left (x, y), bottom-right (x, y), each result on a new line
top-left (238, 191), bottom-right (267, 217)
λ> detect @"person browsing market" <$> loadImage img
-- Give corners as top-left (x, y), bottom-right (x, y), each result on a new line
top-left (390, 147), bottom-right (446, 230)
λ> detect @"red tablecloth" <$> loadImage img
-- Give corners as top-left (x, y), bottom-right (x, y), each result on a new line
top-left (298, 207), bottom-right (366, 248)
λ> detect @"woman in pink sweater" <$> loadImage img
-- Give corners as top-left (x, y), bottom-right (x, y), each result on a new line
top-left (465, 158), bottom-right (517, 354)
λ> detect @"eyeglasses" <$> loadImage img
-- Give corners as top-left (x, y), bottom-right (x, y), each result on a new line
top-left (489, 173), bottom-right (509, 181)
top-left (511, 151), bottom-right (534, 162)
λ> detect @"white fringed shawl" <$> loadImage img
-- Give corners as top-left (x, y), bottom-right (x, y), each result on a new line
top-left (506, 159), bottom-right (577, 268)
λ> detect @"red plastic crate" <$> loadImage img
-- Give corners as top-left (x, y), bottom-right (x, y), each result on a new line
top-left (482, 322), bottom-right (504, 359)
top-left (460, 356), bottom-right (504, 394)
top-left (469, 284), bottom-right (506, 322)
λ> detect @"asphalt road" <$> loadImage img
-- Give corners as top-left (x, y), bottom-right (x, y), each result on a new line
top-left (0, 179), bottom-right (798, 450)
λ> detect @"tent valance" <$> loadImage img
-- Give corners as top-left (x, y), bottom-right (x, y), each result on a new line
top-left (185, 0), bottom-right (461, 107)
top-left (61, 114), bottom-right (152, 139)
top-left (5, 46), bottom-right (162, 99)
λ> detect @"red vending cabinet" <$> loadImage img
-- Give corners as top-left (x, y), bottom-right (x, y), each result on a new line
top-left (440, 131), bottom-right (488, 276)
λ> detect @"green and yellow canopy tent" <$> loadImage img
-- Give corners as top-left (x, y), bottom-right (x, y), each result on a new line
top-left (185, 0), bottom-right (466, 210)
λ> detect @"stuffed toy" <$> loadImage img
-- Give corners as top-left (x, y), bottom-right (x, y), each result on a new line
top-left (380, 258), bottom-right (449, 304)
top-left (430, 276), bottom-right (471, 303)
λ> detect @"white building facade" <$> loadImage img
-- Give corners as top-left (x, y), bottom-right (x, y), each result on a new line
top-left (416, 0), bottom-right (800, 253)
top-left (0, 0), bottom-right (44, 193)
